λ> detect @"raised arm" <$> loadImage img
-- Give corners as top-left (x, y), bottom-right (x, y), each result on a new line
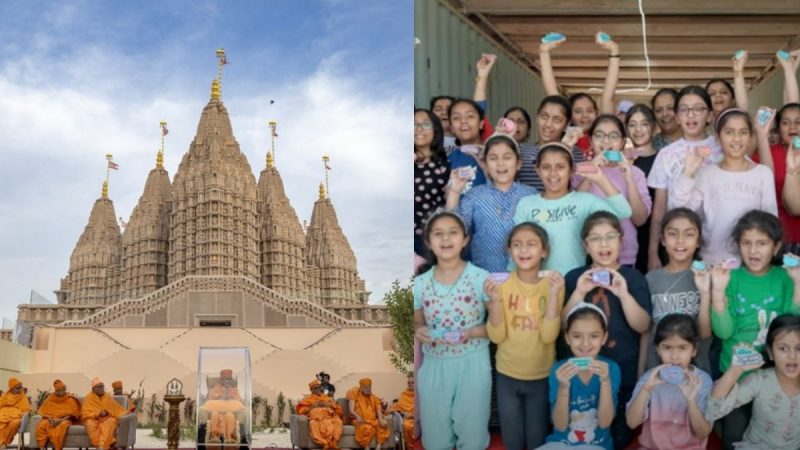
top-left (539, 36), bottom-right (566, 96)
top-left (784, 149), bottom-right (800, 215)
top-left (598, 32), bottom-right (620, 114)
top-left (473, 54), bottom-right (497, 103)
top-left (779, 49), bottom-right (800, 104)
top-left (753, 107), bottom-right (776, 171)
top-left (733, 50), bottom-right (749, 111)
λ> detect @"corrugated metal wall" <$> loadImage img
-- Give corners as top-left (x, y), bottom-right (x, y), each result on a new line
top-left (414, 0), bottom-right (546, 139)
top-left (748, 69), bottom-right (800, 113)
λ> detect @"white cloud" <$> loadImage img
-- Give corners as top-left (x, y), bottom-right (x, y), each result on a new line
top-left (0, 48), bottom-right (411, 322)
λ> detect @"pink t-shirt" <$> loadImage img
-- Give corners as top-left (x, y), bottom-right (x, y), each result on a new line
top-left (628, 366), bottom-right (713, 450)
top-left (672, 164), bottom-right (778, 265)
top-left (573, 166), bottom-right (652, 265)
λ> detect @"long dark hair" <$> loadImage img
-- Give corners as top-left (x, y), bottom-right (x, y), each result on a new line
top-left (415, 211), bottom-right (469, 275)
top-left (763, 314), bottom-right (800, 368)
top-left (414, 108), bottom-right (446, 164)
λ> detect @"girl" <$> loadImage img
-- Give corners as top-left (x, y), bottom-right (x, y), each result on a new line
top-left (517, 96), bottom-right (586, 192)
top-left (643, 208), bottom-right (712, 374)
top-left (706, 314), bottom-right (800, 450)
top-left (414, 109), bottom-right (449, 256)
top-left (446, 98), bottom-right (487, 189)
top-left (647, 85), bottom-right (721, 271)
top-left (540, 32), bottom-right (620, 159)
top-left (485, 222), bottom-right (565, 450)
top-left (625, 105), bottom-right (659, 273)
top-left (504, 106), bottom-right (535, 152)
top-left (414, 210), bottom-right (492, 450)
top-left (513, 144), bottom-right (632, 275)
top-left (751, 49), bottom-right (800, 254)
top-left (709, 210), bottom-right (800, 449)
top-left (430, 95), bottom-right (456, 150)
top-left (626, 314), bottom-right (713, 450)
top-left (446, 132), bottom-right (537, 271)
top-left (650, 88), bottom-right (681, 151)
top-left (562, 211), bottom-right (652, 449)
top-left (673, 108), bottom-right (777, 265)
top-left (576, 114), bottom-right (651, 267)
top-left (536, 303), bottom-right (620, 450)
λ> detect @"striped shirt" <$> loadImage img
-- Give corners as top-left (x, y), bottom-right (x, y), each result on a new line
top-left (518, 143), bottom-right (586, 192)
top-left (456, 181), bottom-right (537, 272)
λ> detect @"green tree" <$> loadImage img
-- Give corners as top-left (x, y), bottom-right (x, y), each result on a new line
top-left (276, 392), bottom-right (286, 426)
top-left (385, 279), bottom-right (414, 376)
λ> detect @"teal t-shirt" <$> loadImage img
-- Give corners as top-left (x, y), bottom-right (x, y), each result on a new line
top-left (711, 266), bottom-right (799, 373)
top-left (512, 192), bottom-right (632, 274)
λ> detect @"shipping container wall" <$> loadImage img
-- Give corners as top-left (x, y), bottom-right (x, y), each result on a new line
top-left (414, 0), bottom-right (547, 140)
top-left (748, 69), bottom-right (800, 114)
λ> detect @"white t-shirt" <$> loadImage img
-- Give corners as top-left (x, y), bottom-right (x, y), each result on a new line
top-left (647, 136), bottom-right (722, 209)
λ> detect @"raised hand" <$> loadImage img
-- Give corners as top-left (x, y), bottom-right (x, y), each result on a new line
top-left (677, 368), bottom-right (701, 400)
top-left (733, 49), bottom-right (749, 74)
top-left (544, 271), bottom-right (565, 298)
top-left (476, 53), bottom-right (497, 78)
top-left (682, 147), bottom-right (705, 177)
top-left (540, 35), bottom-right (566, 53)
top-left (574, 270), bottom-right (598, 297)
top-left (710, 264), bottom-right (732, 293)
top-left (787, 144), bottom-right (800, 175)
top-left (483, 278), bottom-right (502, 304)
top-left (692, 265), bottom-right (711, 293)
top-left (606, 268), bottom-right (629, 298)
top-left (589, 359), bottom-right (611, 383)
top-left (595, 32), bottom-right (619, 56)
top-left (448, 169), bottom-right (469, 194)
top-left (562, 126), bottom-right (583, 148)
top-left (644, 364), bottom-right (668, 392)
top-left (556, 361), bottom-right (579, 388)
top-left (754, 106), bottom-right (776, 136)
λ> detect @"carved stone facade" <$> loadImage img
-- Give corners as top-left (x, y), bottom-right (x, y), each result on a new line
top-left (30, 79), bottom-right (381, 330)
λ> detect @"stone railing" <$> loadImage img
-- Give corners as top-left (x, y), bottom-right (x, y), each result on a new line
top-left (59, 276), bottom-right (372, 328)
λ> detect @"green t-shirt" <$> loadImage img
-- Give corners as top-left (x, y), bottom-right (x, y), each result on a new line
top-left (711, 266), bottom-right (799, 373)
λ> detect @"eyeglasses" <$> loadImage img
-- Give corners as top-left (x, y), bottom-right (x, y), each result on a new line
top-left (677, 106), bottom-right (708, 117)
top-left (585, 232), bottom-right (621, 245)
top-left (591, 131), bottom-right (622, 142)
top-left (414, 121), bottom-right (433, 130)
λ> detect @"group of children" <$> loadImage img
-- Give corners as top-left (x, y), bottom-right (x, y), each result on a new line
top-left (413, 33), bottom-right (800, 450)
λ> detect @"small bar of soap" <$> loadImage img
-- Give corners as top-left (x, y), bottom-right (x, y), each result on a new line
top-left (783, 254), bottom-right (799, 268)
top-left (591, 270), bottom-right (611, 286)
top-left (541, 32), bottom-right (565, 43)
top-left (659, 365), bottom-right (685, 385)
top-left (733, 347), bottom-right (764, 366)
top-left (691, 260), bottom-right (706, 271)
top-left (569, 357), bottom-right (592, 370)
top-left (597, 32), bottom-right (611, 43)
top-left (604, 150), bottom-right (622, 163)
top-left (777, 50), bottom-right (790, 61)
top-left (734, 50), bottom-right (746, 60)
top-left (489, 272), bottom-right (510, 284)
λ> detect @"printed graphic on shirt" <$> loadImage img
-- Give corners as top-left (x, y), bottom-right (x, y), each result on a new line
top-left (652, 290), bottom-right (700, 323)
top-left (530, 205), bottom-right (579, 223)
top-left (507, 293), bottom-right (547, 331)
top-left (568, 407), bottom-right (598, 444)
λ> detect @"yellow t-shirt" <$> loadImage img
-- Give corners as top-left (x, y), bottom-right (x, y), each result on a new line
top-left (487, 271), bottom-right (563, 380)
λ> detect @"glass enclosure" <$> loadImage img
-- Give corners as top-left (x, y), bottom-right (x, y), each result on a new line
top-left (196, 347), bottom-right (252, 450)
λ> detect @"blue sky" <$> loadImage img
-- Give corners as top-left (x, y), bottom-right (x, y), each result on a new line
top-left (0, 0), bottom-right (412, 322)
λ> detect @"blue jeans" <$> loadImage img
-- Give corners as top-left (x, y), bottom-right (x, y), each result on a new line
top-left (496, 372), bottom-right (550, 450)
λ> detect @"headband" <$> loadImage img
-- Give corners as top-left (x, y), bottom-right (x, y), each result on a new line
top-left (714, 107), bottom-right (748, 132)
top-left (484, 133), bottom-right (520, 157)
top-left (424, 208), bottom-right (468, 236)
top-left (566, 302), bottom-right (608, 325)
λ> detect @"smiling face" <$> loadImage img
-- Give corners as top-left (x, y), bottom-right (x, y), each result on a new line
top-left (426, 216), bottom-right (469, 263)
top-left (707, 81), bottom-right (734, 115)
top-left (656, 334), bottom-right (697, 368)
top-left (653, 93), bottom-right (678, 135)
top-left (738, 228), bottom-right (780, 275)
top-left (627, 111), bottom-right (655, 147)
top-left (537, 103), bottom-right (568, 144)
top-left (584, 222), bottom-right (622, 267)
top-left (449, 101), bottom-right (482, 145)
top-left (509, 228), bottom-right (546, 271)
top-left (768, 330), bottom-right (800, 380)
top-left (536, 149), bottom-right (572, 196)
top-left (432, 98), bottom-right (453, 135)
top-left (677, 94), bottom-right (710, 140)
top-left (661, 217), bottom-right (700, 266)
top-left (779, 106), bottom-right (800, 147)
top-left (718, 115), bottom-right (752, 160)
top-left (572, 96), bottom-right (597, 129)
top-left (565, 316), bottom-right (608, 358)
top-left (590, 120), bottom-right (624, 156)
top-left (506, 109), bottom-right (530, 143)
top-left (484, 141), bottom-right (520, 187)
top-left (414, 111), bottom-right (434, 150)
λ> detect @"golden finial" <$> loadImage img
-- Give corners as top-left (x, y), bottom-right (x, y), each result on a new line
top-left (215, 48), bottom-right (227, 99)
top-left (102, 180), bottom-right (109, 198)
top-left (156, 150), bottom-right (164, 168)
top-left (268, 120), bottom-right (277, 165)
top-left (322, 154), bottom-right (331, 199)
top-left (266, 151), bottom-right (273, 169)
top-left (158, 121), bottom-right (168, 168)
top-left (211, 79), bottom-right (220, 100)
top-left (319, 183), bottom-right (326, 200)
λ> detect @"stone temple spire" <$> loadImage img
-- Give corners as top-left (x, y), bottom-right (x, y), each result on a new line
top-left (304, 189), bottom-right (365, 306)
top-left (169, 77), bottom-right (259, 280)
top-left (257, 149), bottom-right (306, 297)
top-left (60, 181), bottom-right (122, 305)
top-left (121, 150), bottom-right (172, 299)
